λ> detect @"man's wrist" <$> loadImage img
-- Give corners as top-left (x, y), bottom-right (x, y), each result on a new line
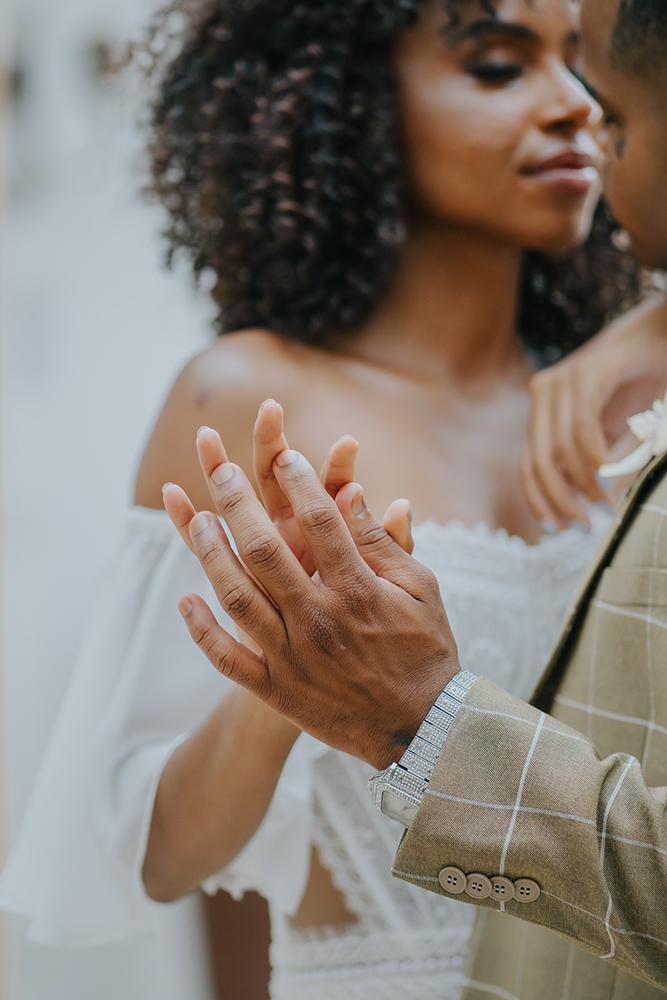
top-left (369, 670), bottom-right (477, 826)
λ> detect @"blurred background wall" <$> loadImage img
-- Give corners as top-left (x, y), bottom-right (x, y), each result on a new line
top-left (1, 0), bottom-right (220, 995)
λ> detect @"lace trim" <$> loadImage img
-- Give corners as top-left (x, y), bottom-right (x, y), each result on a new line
top-left (309, 790), bottom-right (385, 933)
top-left (414, 504), bottom-right (609, 554)
top-left (413, 506), bottom-right (611, 583)
top-left (272, 923), bottom-right (470, 969)
top-left (271, 972), bottom-right (466, 1000)
top-left (271, 968), bottom-right (466, 1000)
top-left (269, 929), bottom-right (468, 1000)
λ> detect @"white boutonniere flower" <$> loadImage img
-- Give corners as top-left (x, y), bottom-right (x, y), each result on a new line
top-left (600, 389), bottom-right (667, 478)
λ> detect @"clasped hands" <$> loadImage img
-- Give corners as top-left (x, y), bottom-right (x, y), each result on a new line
top-left (164, 400), bottom-right (460, 770)
top-left (163, 293), bottom-right (667, 770)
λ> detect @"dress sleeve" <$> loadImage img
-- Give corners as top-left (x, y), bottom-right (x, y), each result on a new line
top-left (0, 508), bottom-right (325, 947)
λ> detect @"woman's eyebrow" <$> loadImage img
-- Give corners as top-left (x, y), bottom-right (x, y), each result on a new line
top-left (454, 19), bottom-right (537, 44)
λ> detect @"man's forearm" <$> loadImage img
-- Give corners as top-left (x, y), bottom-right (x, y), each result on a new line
top-left (393, 678), bottom-right (667, 991)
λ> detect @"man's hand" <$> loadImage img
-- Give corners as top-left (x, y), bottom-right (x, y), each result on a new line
top-left (522, 294), bottom-right (667, 528)
top-left (163, 428), bottom-right (460, 770)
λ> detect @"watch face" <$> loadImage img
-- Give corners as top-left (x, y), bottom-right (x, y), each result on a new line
top-left (380, 789), bottom-right (419, 828)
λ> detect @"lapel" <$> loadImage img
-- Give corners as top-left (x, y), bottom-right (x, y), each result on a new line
top-left (530, 448), bottom-right (667, 710)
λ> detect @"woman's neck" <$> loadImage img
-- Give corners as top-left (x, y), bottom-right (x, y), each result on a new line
top-left (339, 217), bottom-right (528, 387)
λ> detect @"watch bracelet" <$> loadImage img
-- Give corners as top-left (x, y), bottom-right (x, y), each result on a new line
top-left (369, 670), bottom-right (477, 817)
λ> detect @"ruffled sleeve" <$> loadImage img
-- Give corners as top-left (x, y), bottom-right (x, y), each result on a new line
top-left (0, 507), bottom-right (326, 946)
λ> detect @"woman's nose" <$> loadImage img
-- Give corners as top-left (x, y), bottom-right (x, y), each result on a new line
top-left (542, 63), bottom-right (603, 135)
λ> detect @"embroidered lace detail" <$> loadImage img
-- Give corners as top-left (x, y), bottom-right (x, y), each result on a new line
top-left (268, 510), bottom-right (611, 1000)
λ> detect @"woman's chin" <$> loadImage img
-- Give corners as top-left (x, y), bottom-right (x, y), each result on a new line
top-left (525, 222), bottom-right (593, 254)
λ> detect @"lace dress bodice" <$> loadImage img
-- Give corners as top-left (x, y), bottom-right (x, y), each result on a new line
top-left (269, 511), bottom-right (611, 1000)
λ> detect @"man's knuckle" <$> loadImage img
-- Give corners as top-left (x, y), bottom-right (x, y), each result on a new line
top-left (190, 618), bottom-right (214, 648)
top-left (419, 566), bottom-right (439, 596)
top-left (342, 574), bottom-right (374, 610)
top-left (214, 644), bottom-right (248, 684)
top-left (197, 534), bottom-right (223, 565)
top-left (357, 521), bottom-right (392, 551)
top-left (216, 487), bottom-right (245, 516)
top-left (405, 564), bottom-right (438, 603)
top-left (245, 531), bottom-right (282, 569)
top-left (222, 582), bottom-right (255, 620)
top-left (301, 504), bottom-right (337, 533)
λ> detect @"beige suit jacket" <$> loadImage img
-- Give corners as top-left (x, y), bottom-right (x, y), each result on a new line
top-left (394, 451), bottom-right (667, 997)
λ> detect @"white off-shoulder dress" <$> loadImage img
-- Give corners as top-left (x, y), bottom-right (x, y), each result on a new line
top-left (0, 506), bottom-right (610, 999)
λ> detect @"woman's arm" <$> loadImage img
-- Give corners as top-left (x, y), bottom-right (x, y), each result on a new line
top-left (138, 344), bottom-right (414, 902)
top-left (136, 345), bottom-right (305, 902)
top-left (143, 686), bottom-right (300, 902)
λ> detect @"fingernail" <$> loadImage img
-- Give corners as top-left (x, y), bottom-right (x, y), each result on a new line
top-left (408, 503), bottom-right (413, 529)
top-left (197, 426), bottom-right (213, 438)
top-left (274, 449), bottom-right (299, 467)
top-left (191, 512), bottom-right (214, 537)
top-left (571, 519), bottom-right (591, 534)
top-left (210, 463), bottom-right (235, 486)
top-left (337, 434), bottom-right (355, 443)
top-left (162, 482), bottom-right (174, 494)
top-left (179, 597), bottom-right (193, 617)
top-left (352, 490), bottom-right (367, 518)
top-left (541, 519), bottom-right (559, 536)
top-left (260, 398), bottom-right (277, 412)
top-left (596, 473), bottom-right (613, 492)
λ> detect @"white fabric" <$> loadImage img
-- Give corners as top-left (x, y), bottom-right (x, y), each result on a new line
top-left (0, 508), bottom-right (325, 946)
top-left (0, 505), bottom-right (610, 998)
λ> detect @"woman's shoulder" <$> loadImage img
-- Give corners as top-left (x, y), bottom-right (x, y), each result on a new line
top-left (184, 328), bottom-right (314, 400)
top-left (134, 329), bottom-right (319, 511)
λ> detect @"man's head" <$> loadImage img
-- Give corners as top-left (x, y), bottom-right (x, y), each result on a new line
top-left (581, 0), bottom-right (667, 268)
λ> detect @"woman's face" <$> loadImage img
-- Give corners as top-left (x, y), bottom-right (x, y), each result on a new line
top-left (396, 0), bottom-right (603, 251)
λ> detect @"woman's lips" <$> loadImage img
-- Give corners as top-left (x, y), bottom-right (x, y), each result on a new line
top-left (522, 151), bottom-right (599, 194)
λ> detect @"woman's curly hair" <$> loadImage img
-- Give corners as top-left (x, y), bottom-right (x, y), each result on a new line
top-left (145, 0), bottom-right (642, 362)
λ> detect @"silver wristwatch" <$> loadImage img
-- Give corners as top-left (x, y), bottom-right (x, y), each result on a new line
top-left (368, 670), bottom-right (476, 827)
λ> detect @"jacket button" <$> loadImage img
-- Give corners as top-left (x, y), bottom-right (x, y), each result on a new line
top-left (465, 873), bottom-right (492, 899)
top-left (514, 878), bottom-right (541, 903)
top-left (491, 876), bottom-right (515, 900)
top-left (438, 866), bottom-right (467, 894)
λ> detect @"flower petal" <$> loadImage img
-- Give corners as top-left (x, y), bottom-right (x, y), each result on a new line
top-left (627, 411), bottom-right (660, 441)
top-left (652, 413), bottom-right (667, 456)
top-left (599, 440), bottom-right (654, 478)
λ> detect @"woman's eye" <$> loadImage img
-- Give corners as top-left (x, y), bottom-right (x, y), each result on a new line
top-left (570, 69), bottom-right (601, 99)
top-left (465, 62), bottom-right (523, 84)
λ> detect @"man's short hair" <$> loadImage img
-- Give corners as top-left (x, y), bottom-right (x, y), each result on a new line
top-left (611, 0), bottom-right (667, 77)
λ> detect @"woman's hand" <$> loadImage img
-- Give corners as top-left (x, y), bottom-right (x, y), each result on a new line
top-left (522, 295), bottom-right (667, 529)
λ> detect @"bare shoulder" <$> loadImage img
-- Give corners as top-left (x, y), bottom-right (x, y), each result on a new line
top-left (134, 330), bottom-right (306, 511)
